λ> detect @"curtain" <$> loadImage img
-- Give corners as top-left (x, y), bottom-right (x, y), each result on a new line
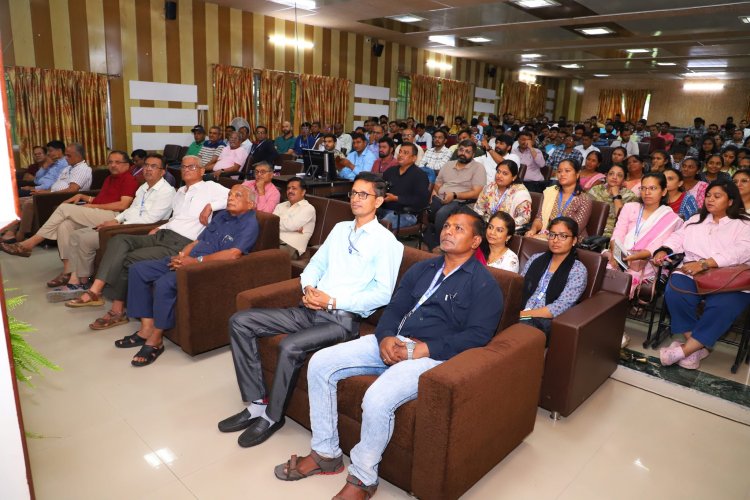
top-left (6, 66), bottom-right (108, 167)
top-left (409, 74), bottom-right (440, 122)
top-left (502, 81), bottom-right (528, 120)
top-left (439, 78), bottom-right (473, 124)
top-left (623, 89), bottom-right (649, 122)
top-left (597, 89), bottom-right (624, 122)
top-left (295, 74), bottom-right (350, 130)
top-left (259, 70), bottom-right (289, 138)
top-left (213, 64), bottom-right (255, 134)
top-left (526, 84), bottom-right (547, 119)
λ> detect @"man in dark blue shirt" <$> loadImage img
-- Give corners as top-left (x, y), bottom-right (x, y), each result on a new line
top-left (120, 184), bottom-right (260, 367)
top-left (293, 122), bottom-right (317, 156)
top-left (272, 207), bottom-right (503, 497)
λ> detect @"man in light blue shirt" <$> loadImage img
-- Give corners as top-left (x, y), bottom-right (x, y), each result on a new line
top-left (26, 140), bottom-right (69, 193)
top-left (337, 133), bottom-right (376, 180)
top-left (219, 171), bottom-right (403, 448)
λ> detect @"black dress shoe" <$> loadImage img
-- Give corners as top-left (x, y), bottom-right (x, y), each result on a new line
top-left (237, 416), bottom-right (286, 448)
top-left (218, 409), bottom-right (255, 433)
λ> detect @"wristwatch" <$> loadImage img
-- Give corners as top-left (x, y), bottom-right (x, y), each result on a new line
top-left (197, 256), bottom-right (204, 263)
top-left (453, 192), bottom-right (458, 200)
top-left (405, 340), bottom-right (416, 360)
top-left (327, 298), bottom-right (334, 311)
top-left (612, 195), bottom-right (622, 200)
top-left (699, 259), bottom-right (709, 271)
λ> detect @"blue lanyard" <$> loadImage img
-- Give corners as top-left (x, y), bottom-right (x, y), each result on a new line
top-left (492, 187), bottom-right (510, 213)
top-left (634, 205), bottom-right (645, 238)
top-left (558, 190), bottom-right (574, 216)
top-left (397, 264), bottom-right (459, 335)
top-left (535, 262), bottom-right (553, 300)
top-left (139, 188), bottom-right (153, 216)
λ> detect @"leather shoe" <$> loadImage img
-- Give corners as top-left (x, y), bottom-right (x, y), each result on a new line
top-left (238, 416), bottom-right (286, 448)
top-left (218, 409), bottom-right (255, 433)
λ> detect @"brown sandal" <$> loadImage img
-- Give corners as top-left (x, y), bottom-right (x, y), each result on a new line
top-left (0, 242), bottom-right (31, 257)
top-left (65, 290), bottom-right (105, 308)
top-left (47, 272), bottom-right (72, 288)
top-left (332, 475), bottom-right (378, 500)
top-left (274, 451), bottom-right (344, 481)
top-left (89, 310), bottom-right (129, 330)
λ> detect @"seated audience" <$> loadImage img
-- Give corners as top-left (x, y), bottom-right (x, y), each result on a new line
top-left (273, 178), bottom-right (316, 259)
top-left (217, 172), bottom-right (403, 447)
top-left (520, 216), bottom-right (587, 341)
top-left (186, 125), bottom-right (206, 156)
top-left (197, 126), bottom-right (227, 167)
top-left (273, 208), bottom-right (501, 498)
top-left (312, 123), bottom-right (333, 150)
top-left (699, 154), bottom-right (732, 183)
top-left (395, 129), bottom-right (425, 164)
top-left (686, 117), bottom-right (706, 138)
top-left (624, 154), bottom-right (646, 197)
top-left (204, 131), bottom-right (249, 179)
top-left (722, 145), bottom-right (739, 176)
top-left (586, 163), bottom-right (637, 238)
top-left (242, 161), bottom-right (280, 213)
top-left (246, 126), bottom-right (278, 167)
top-left (733, 169), bottom-right (750, 211)
top-left (414, 123), bottom-right (432, 149)
top-left (19, 140), bottom-right (71, 197)
top-left (224, 125), bottom-right (236, 141)
top-left (0, 143), bottom-right (94, 248)
top-left (610, 128), bottom-right (639, 157)
top-left (725, 128), bottom-right (745, 149)
top-left (449, 129), bottom-right (486, 159)
top-left (366, 124), bottom-right (384, 158)
top-left (62, 156), bottom-right (228, 331)
top-left (129, 149), bottom-right (148, 182)
top-left (370, 137), bottom-right (399, 174)
top-left (680, 157), bottom-right (708, 207)
top-left (632, 119), bottom-right (649, 142)
top-left (574, 132), bottom-right (600, 159)
top-left (17, 145), bottom-right (51, 185)
top-left (293, 122), bottom-right (317, 155)
top-left (46, 154), bottom-right (176, 302)
top-left (419, 129), bottom-right (453, 183)
top-left (120, 185), bottom-right (259, 367)
top-left (274, 121), bottom-right (296, 155)
top-left (424, 140), bottom-right (486, 250)
top-left (664, 167), bottom-right (699, 220)
top-left (333, 123), bottom-right (352, 155)
top-left (479, 134), bottom-right (521, 185)
top-left (698, 136), bottom-right (718, 165)
top-left (546, 135), bottom-right (583, 181)
top-left (448, 116), bottom-right (463, 135)
top-left (649, 149), bottom-right (671, 173)
top-left (657, 122), bottom-right (675, 149)
top-left (655, 179), bottom-right (750, 370)
top-left (337, 133), bottom-right (375, 180)
top-left (681, 135), bottom-right (699, 157)
top-left (482, 210), bottom-right (519, 272)
top-left (513, 130), bottom-right (546, 191)
top-left (474, 159), bottom-right (532, 229)
top-left (378, 142), bottom-right (430, 228)
top-left (610, 146), bottom-right (627, 167)
top-left (527, 159), bottom-right (593, 240)
top-left (238, 126), bottom-right (253, 152)
top-left (320, 132), bottom-right (345, 160)
top-left (579, 151), bottom-right (605, 191)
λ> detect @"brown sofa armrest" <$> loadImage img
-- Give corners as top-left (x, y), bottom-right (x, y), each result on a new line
top-left (33, 190), bottom-right (99, 227)
top-left (169, 249), bottom-right (292, 355)
top-left (540, 291), bottom-right (628, 418)
top-left (236, 277), bottom-right (303, 311)
top-left (94, 222), bottom-right (165, 271)
top-left (411, 324), bottom-right (546, 500)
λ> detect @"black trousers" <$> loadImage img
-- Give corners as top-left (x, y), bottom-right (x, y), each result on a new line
top-left (228, 306), bottom-right (361, 422)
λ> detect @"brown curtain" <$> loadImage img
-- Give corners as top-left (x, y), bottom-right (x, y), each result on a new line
top-left (623, 89), bottom-right (649, 122)
top-left (439, 78), bottom-right (473, 124)
top-left (259, 70), bottom-right (289, 138)
top-left (6, 66), bottom-right (108, 167)
top-left (597, 89), bottom-right (623, 122)
top-left (409, 74), bottom-right (440, 122)
top-left (502, 81), bottom-right (528, 120)
top-left (213, 64), bottom-right (255, 133)
top-left (295, 74), bottom-right (350, 130)
top-left (526, 84), bottom-right (547, 119)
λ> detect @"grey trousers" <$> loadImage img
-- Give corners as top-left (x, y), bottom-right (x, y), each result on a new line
top-left (95, 230), bottom-right (192, 301)
top-left (228, 307), bottom-right (360, 422)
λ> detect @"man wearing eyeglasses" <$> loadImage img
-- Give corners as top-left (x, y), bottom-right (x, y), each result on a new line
top-left (245, 126), bottom-right (278, 168)
top-left (46, 154), bottom-right (176, 302)
top-left (242, 161), bottom-right (280, 213)
top-left (219, 171), bottom-right (403, 448)
top-left (60, 156), bottom-right (229, 330)
top-left (379, 142), bottom-right (429, 229)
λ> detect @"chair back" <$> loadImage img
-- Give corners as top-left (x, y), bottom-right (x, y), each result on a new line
top-left (517, 163), bottom-right (527, 180)
top-left (529, 191), bottom-right (543, 223)
top-left (91, 168), bottom-right (110, 190)
top-left (585, 200), bottom-right (610, 238)
top-left (280, 160), bottom-right (303, 175)
top-left (648, 137), bottom-right (666, 154)
top-left (638, 142), bottom-right (650, 157)
top-left (599, 146), bottom-right (614, 170)
top-left (163, 144), bottom-right (182, 164)
top-left (252, 211), bottom-right (280, 252)
top-left (278, 153), bottom-right (296, 163)
top-left (178, 146), bottom-right (188, 162)
top-left (305, 195), bottom-right (331, 248)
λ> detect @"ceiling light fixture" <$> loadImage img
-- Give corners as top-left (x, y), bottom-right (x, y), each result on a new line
top-left (464, 37), bottom-right (491, 43)
top-left (626, 49), bottom-right (649, 53)
top-left (519, 71), bottom-right (537, 84)
top-left (683, 71), bottom-right (726, 78)
top-left (428, 35), bottom-right (456, 47)
top-left (514, 0), bottom-right (560, 8)
top-left (593, 74), bottom-right (610, 77)
top-left (656, 62), bottom-right (677, 66)
top-left (683, 82), bottom-right (725, 91)
top-left (268, 0), bottom-right (317, 9)
top-left (426, 59), bottom-right (452, 71)
top-left (387, 14), bottom-right (425, 23)
top-left (739, 15), bottom-right (750, 23)
top-left (269, 35), bottom-right (314, 49)
top-left (560, 64), bottom-right (582, 69)
top-left (521, 53), bottom-right (542, 59)
top-left (523, 63), bottom-right (539, 68)
top-left (573, 85), bottom-right (584, 93)
top-left (575, 27), bottom-right (614, 36)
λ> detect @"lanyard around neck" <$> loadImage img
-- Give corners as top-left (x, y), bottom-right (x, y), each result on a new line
top-left (397, 263), bottom-right (460, 335)
top-left (558, 190), bottom-right (575, 216)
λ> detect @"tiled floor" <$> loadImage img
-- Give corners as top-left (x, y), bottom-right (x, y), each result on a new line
top-left (5, 248), bottom-right (750, 499)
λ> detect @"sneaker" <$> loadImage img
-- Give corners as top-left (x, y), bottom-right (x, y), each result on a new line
top-left (678, 348), bottom-right (710, 370)
top-left (47, 284), bottom-right (88, 303)
top-left (659, 344), bottom-right (686, 366)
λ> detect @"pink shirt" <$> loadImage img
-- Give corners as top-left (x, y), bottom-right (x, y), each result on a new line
top-left (242, 180), bottom-right (281, 213)
top-left (662, 214), bottom-right (750, 269)
top-left (214, 146), bottom-right (249, 172)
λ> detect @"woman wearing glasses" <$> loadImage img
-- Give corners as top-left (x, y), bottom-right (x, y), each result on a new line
top-left (526, 159), bottom-right (593, 240)
top-left (680, 157), bottom-right (708, 208)
top-left (733, 169), bottom-right (750, 212)
top-left (519, 216), bottom-right (587, 341)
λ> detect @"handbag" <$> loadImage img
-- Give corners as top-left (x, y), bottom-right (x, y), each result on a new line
top-left (670, 264), bottom-right (750, 295)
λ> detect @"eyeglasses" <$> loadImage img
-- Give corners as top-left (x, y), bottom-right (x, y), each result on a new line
top-left (254, 169), bottom-right (271, 175)
top-left (142, 164), bottom-right (163, 170)
top-left (181, 165), bottom-right (201, 171)
top-left (641, 186), bottom-right (662, 193)
top-left (347, 190), bottom-right (377, 200)
top-left (548, 232), bottom-right (573, 241)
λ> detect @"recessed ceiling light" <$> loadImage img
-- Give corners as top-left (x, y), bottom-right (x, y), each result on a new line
top-left (656, 62), bottom-right (677, 66)
top-left (593, 74), bottom-right (610, 77)
top-left (626, 49), bottom-right (650, 53)
top-left (269, 35), bottom-right (314, 49)
top-left (464, 37), bottom-right (491, 43)
top-left (560, 64), bottom-right (582, 69)
top-left (687, 59), bottom-right (728, 68)
top-left (576, 27), bottom-right (614, 36)
top-left (573, 86), bottom-right (584, 93)
top-left (523, 63), bottom-right (539, 68)
top-left (739, 16), bottom-right (750, 23)
top-left (519, 71), bottom-right (537, 84)
top-left (387, 14), bottom-right (425, 23)
top-left (269, 0), bottom-right (316, 9)
top-left (684, 82), bottom-right (724, 91)
top-left (521, 53), bottom-right (542, 59)
top-left (514, 0), bottom-right (559, 8)
top-left (426, 59), bottom-right (452, 70)
top-left (682, 71), bottom-right (726, 78)
top-left (428, 35), bottom-right (456, 47)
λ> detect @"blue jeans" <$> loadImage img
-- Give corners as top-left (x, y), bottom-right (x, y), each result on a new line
top-left (307, 335), bottom-right (442, 486)
top-left (379, 210), bottom-right (417, 229)
top-left (665, 273), bottom-right (750, 347)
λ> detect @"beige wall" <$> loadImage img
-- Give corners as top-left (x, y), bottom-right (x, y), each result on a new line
top-left (580, 78), bottom-right (750, 127)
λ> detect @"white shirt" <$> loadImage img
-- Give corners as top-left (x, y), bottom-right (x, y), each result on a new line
top-left (158, 180), bottom-right (229, 240)
top-left (336, 133), bottom-right (353, 155)
top-left (574, 144), bottom-right (600, 160)
top-left (415, 132), bottom-right (432, 149)
top-left (300, 218), bottom-right (403, 317)
top-left (478, 152), bottom-right (522, 185)
top-left (273, 198), bottom-right (316, 255)
top-left (240, 138), bottom-right (253, 153)
top-left (116, 178), bottom-right (176, 224)
top-left (610, 139), bottom-right (639, 157)
top-left (51, 160), bottom-right (92, 191)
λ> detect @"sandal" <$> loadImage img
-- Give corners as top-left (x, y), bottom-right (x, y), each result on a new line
top-left (47, 272), bottom-right (72, 288)
top-left (88, 309), bottom-right (129, 330)
top-left (131, 344), bottom-right (164, 367)
top-left (0, 242), bottom-right (31, 257)
top-left (115, 331), bottom-right (147, 348)
top-left (65, 290), bottom-right (105, 308)
top-left (274, 451), bottom-right (344, 481)
top-left (332, 475), bottom-right (378, 500)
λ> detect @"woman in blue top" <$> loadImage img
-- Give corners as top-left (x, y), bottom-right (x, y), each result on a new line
top-left (664, 167), bottom-right (699, 220)
top-left (520, 216), bottom-right (588, 343)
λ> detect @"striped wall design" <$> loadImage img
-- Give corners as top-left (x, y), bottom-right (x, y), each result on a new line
top-left (0, 0), bottom-right (578, 152)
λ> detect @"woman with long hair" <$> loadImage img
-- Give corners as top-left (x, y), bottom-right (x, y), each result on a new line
top-left (681, 135), bottom-right (699, 157)
top-left (526, 159), bottom-right (593, 239)
top-left (649, 149), bottom-right (671, 173)
top-left (664, 167), bottom-right (699, 220)
top-left (698, 136), bottom-right (718, 165)
top-left (722, 145), bottom-right (739, 176)
top-left (473, 159), bottom-right (532, 228)
top-left (610, 146), bottom-right (628, 166)
top-left (520, 216), bottom-right (587, 342)
top-left (699, 154), bottom-right (732, 183)
top-left (655, 180), bottom-right (750, 370)
top-left (481, 211), bottom-right (520, 272)
top-left (579, 151), bottom-right (606, 191)
top-left (680, 157), bottom-right (708, 207)
top-left (624, 154), bottom-right (646, 197)
top-left (586, 163), bottom-right (638, 238)
top-left (733, 168), bottom-right (750, 212)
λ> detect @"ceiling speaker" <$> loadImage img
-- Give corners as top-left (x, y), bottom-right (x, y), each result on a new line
top-left (372, 43), bottom-right (385, 57)
top-left (487, 66), bottom-right (497, 78)
top-left (165, 1), bottom-right (177, 20)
